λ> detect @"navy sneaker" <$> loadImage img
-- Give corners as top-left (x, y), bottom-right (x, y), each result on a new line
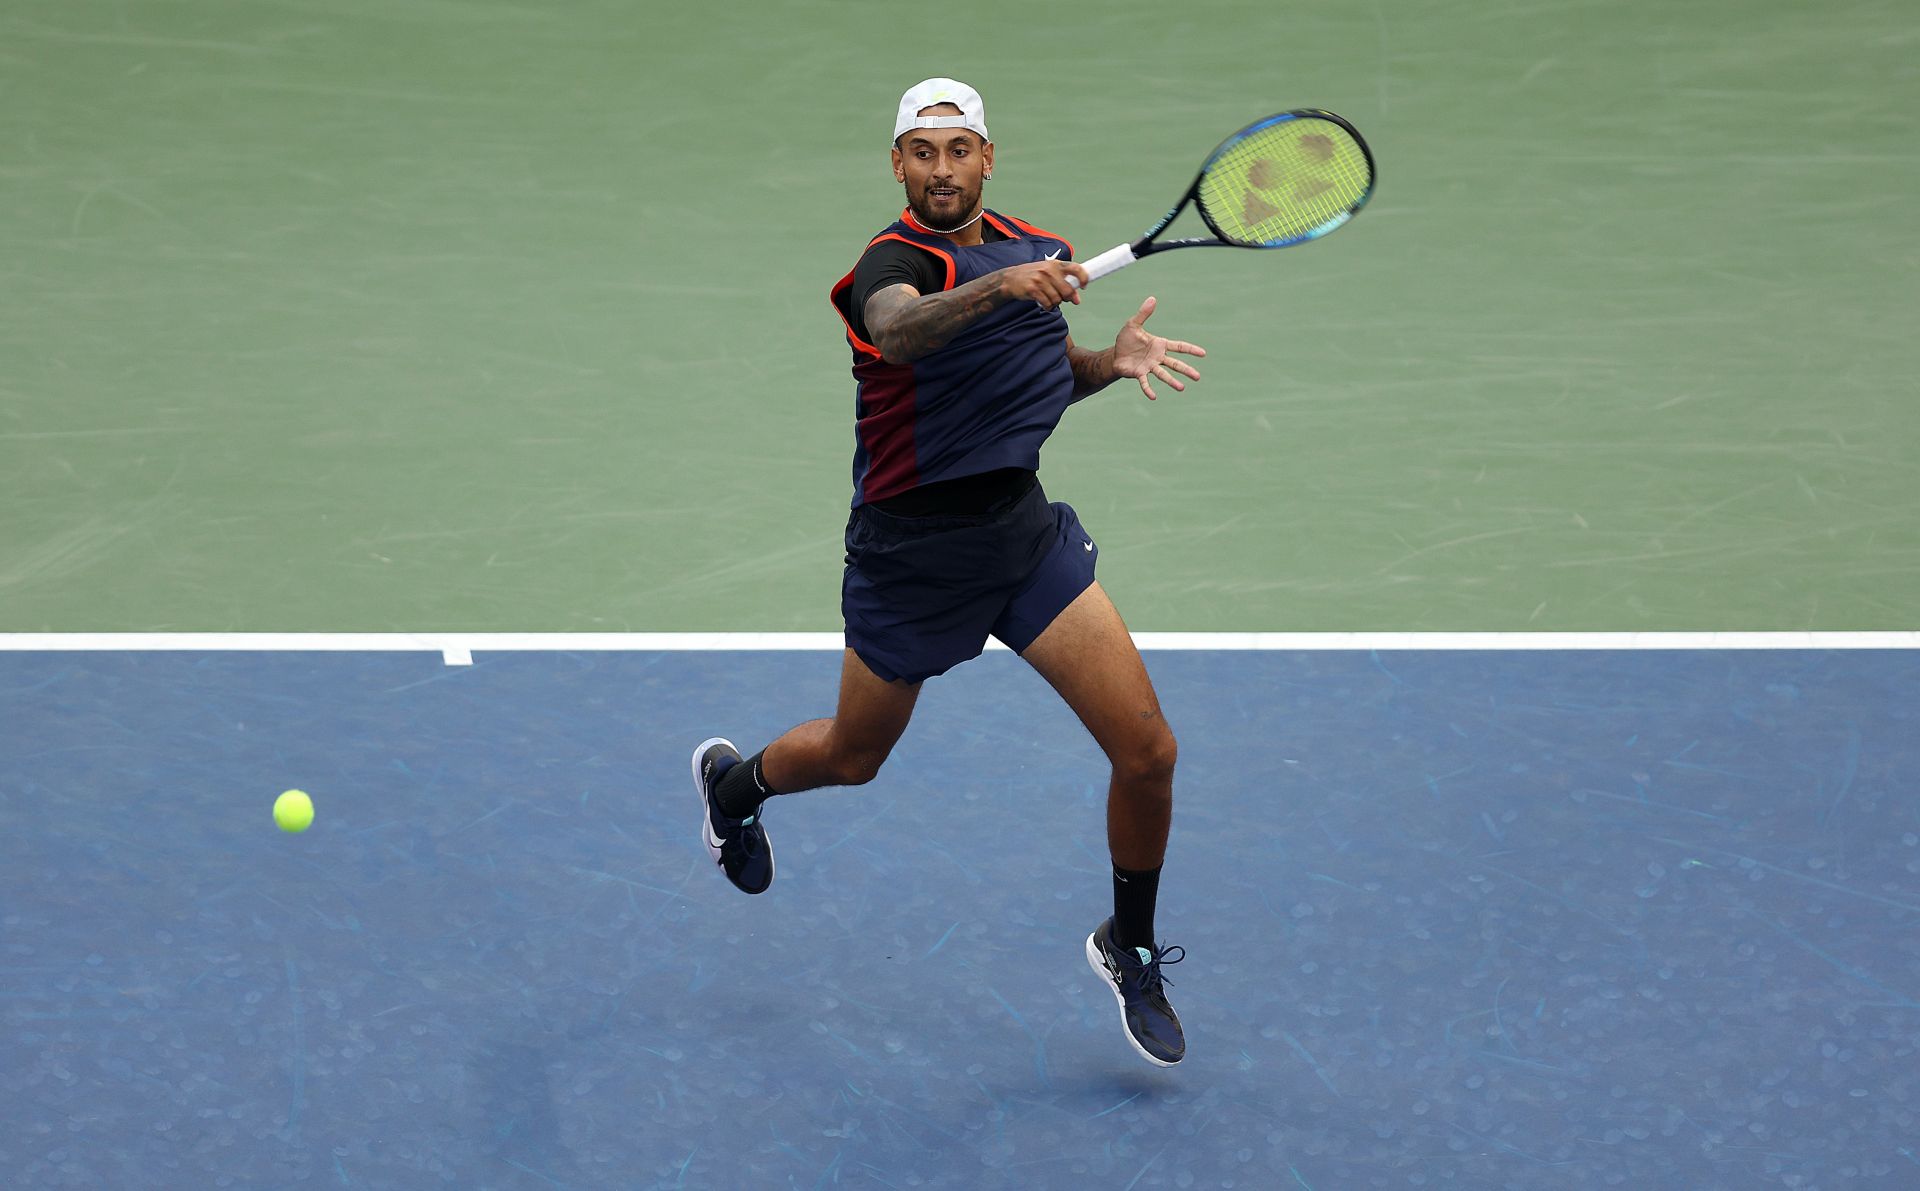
top-left (1085, 917), bottom-right (1186, 1066)
top-left (691, 737), bottom-right (774, 895)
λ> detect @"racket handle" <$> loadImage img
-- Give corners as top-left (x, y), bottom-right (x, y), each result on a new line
top-left (1069, 243), bottom-right (1137, 288)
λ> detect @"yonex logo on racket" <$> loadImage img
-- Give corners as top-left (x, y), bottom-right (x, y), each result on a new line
top-left (1071, 109), bottom-right (1375, 288)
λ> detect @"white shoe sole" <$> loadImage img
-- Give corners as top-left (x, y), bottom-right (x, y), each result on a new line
top-left (1085, 931), bottom-right (1180, 1068)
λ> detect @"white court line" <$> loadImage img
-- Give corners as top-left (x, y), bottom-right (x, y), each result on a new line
top-left (0, 631), bottom-right (1915, 668)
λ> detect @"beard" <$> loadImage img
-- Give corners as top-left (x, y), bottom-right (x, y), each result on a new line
top-left (906, 180), bottom-right (982, 231)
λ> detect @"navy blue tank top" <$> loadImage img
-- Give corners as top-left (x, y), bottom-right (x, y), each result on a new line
top-left (830, 209), bottom-right (1076, 508)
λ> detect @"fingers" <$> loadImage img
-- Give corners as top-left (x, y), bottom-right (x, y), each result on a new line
top-left (1138, 374), bottom-right (1157, 401)
top-left (1126, 295), bottom-right (1157, 327)
top-left (1058, 263), bottom-right (1085, 305)
top-left (1035, 282), bottom-right (1076, 309)
top-left (1164, 340), bottom-right (1206, 358)
top-left (1033, 262), bottom-right (1082, 308)
top-left (1152, 364), bottom-right (1185, 392)
top-left (1166, 357), bottom-right (1202, 382)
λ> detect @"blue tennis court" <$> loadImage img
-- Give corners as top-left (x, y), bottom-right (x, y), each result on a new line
top-left (8, 0), bottom-right (1916, 1186)
top-left (4, 648), bottom-right (1915, 1187)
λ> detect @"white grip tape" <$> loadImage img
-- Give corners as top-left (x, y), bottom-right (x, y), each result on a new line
top-left (1070, 243), bottom-right (1137, 288)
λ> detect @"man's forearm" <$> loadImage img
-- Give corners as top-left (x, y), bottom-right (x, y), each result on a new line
top-left (1068, 344), bottom-right (1119, 400)
top-left (869, 275), bottom-right (1013, 364)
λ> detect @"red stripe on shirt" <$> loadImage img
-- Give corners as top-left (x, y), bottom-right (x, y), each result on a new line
top-left (874, 227), bottom-right (957, 291)
top-left (854, 357), bottom-right (920, 502)
top-left (829, 233), bottom-right (960, 359)
top-left (989, 212), bottom-right (1074, 259)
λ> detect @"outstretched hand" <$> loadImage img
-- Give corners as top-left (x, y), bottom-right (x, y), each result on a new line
top-left (1111, 297), bottom-right (1205, 400)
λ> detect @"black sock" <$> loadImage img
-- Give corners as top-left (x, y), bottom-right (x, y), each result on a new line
top-left (1111, 863), bottom-right (1162, 952)
top-left (715, 750), bottom-right (780, 818)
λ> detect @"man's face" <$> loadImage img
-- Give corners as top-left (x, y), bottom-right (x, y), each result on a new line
top-left (892, 103), bottom-right (993, 229)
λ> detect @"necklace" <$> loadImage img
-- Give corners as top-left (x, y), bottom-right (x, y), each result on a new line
top-left (914, 206), bottom-right (984, 235)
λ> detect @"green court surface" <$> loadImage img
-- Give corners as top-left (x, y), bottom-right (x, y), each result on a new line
top-left (4, 0), bottom-right (1915, 633)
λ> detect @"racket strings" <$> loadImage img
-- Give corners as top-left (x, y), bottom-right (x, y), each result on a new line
top-left (1196, 118), bottom-right (1372, 248)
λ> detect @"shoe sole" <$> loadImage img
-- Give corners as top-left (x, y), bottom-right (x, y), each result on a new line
top-left (1085, 931), bottom-right (1180, 1068)
top-left (691, 737), bottom-right (774, 891)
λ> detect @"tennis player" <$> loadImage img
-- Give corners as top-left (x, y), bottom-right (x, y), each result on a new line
top-left (693, 78), bottom-right (1204, 1067)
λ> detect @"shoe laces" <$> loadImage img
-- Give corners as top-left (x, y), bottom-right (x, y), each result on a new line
top-left (735, 811), bottom-right (765, 856)
top-left (1133, 941), bottom-right (1185, 994)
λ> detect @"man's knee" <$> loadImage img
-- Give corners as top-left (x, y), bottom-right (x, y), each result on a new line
top-left (1113, 720), bottom-right (1177, 787)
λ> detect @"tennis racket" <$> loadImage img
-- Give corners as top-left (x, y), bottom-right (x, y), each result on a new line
top-left (1072, 110), bottom-right (1375, 286)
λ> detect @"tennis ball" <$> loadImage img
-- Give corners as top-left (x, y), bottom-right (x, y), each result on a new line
top-left (274, 789), bottom-right (314, 833)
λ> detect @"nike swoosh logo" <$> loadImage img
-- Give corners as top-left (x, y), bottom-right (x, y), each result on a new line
top-left (700, 758), bottom-right (729, 851)
top-left (1083, 541), bottom-right (1094, 552)
top-left (1045, 248), bottom-right (1062, 260)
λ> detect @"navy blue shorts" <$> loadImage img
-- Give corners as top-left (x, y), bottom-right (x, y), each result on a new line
top-left (842, 479), bottom-right (1099, 685)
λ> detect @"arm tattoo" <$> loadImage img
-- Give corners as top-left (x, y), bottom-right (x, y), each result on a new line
top-left (866, 275), bottom-right (1011, 364)
top-left (1067, 343), bottom-right (1117, 400)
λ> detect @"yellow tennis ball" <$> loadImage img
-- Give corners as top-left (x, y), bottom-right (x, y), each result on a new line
top-left (274, 789), bottom-right (314, 833)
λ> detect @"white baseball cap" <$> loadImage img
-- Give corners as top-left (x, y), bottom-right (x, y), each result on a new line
top-left (892, 77), bottom-right (989, 145)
